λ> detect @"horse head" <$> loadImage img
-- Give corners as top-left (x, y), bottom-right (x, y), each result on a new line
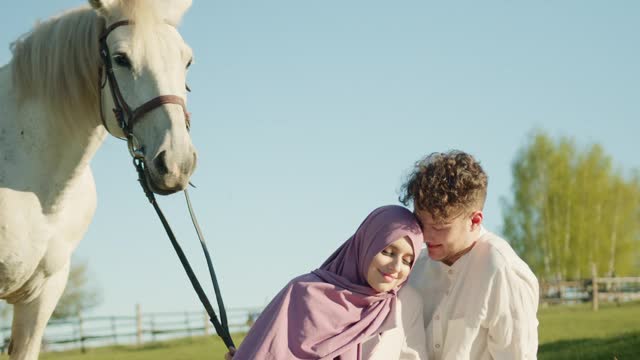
top-left (91, 0), bottom-right (197, 195)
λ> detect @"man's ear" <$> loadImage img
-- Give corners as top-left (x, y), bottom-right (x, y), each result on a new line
top-left (470, 210), bottom-right (483, 230)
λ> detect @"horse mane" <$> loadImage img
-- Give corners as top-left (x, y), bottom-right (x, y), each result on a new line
top-left (10, 1), bottom-right (169, 124)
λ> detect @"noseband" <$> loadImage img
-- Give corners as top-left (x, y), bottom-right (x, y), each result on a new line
top-left (98, 20), bottom-right (191, 158)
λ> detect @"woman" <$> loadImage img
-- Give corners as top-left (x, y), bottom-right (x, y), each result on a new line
top-left (227, 205), bottom-right (427, 359)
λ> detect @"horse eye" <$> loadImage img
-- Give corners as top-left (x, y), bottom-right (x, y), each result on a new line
top-left (186, 59), bottom-right (193, 69)
top-left (113, 53), bottom-right (131, 68)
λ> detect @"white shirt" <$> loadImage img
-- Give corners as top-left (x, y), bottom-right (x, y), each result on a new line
top-left (362, 286), bottom-right (428, 360)
top-left (408, 228), bottom-right (539, 360)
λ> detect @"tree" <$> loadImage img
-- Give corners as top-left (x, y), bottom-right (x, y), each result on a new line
top-left (502, 130), bottom-right (640, 280)
top-left (51, 259), bottom-right (101, 319)
top-left (0, 302), bottom-right (9, 322)
top-left (0, 260), bottom-right (100, 323)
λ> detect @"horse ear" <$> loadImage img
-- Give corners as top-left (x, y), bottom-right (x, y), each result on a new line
top-left (160, 0), bottom-right (193, 26)
top-left (88, 0), bottom-right (116, 17)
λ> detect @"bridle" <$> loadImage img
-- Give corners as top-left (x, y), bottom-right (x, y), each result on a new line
top-left (98, 20), bottom-right (191, 159)
top-left (98, 20), bottom-right (235, 351)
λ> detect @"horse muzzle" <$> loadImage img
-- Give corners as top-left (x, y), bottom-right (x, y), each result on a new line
top-left (144, 149), bottom-right (197, 195)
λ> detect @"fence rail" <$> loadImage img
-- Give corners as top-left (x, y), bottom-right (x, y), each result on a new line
top-left (540, 276), bottom-right (640, 307)
top-left (0, 305), bottom-right (263, 354)
top-left (2, 277), bottom-right (639, 354)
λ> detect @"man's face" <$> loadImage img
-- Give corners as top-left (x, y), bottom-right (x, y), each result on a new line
top-left (414, 208), bottom-right (475, 263)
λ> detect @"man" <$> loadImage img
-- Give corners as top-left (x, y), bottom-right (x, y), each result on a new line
top-left (400, 150), bottom-right (539, 359)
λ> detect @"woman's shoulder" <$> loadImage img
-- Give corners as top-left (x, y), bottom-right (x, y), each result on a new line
top-left (290, 272), bottom-right (322, 284)
top-left (285, 273), bottom-right (323, 293)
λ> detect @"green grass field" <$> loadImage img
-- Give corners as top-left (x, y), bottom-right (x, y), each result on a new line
top-left (2, 301), bottom-right (639, 359)
top-left (537, 301), bottom-right (640, 359)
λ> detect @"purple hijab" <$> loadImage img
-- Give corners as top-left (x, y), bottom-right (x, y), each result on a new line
top-left (233, 205), bottom-right (423, 360)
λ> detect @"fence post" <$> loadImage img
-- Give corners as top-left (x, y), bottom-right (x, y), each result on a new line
top-left (111, 316), bottom-right (118, 345)
top-left (203, 310), bottom-right (210, 336)
top-left (78, 314), bottom-right (86, 353)
top-left (592, 263), bottom-right (599, 311)
top-left (136, 304), bottom-right (143, 347)
top-left (150, 314), bottom-right (156, 342)
top-left (1, 322), bottom-right (6, 354)
top-left (185, 311), bottom-right (192, 339)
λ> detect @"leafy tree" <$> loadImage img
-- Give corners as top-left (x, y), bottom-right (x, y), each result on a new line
top-left (51, 259), bottom-right (101, 319)
top-left (502, 130), bottom-right (640, 280)
top-left (0, 262), bottom-right (100, 322)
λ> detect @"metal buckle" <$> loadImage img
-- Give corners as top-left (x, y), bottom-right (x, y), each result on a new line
top-left (127, 133), bottom-right (145, 159)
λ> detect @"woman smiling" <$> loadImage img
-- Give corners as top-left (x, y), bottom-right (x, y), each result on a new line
top-left (227, 205), bottom-right (427, 360)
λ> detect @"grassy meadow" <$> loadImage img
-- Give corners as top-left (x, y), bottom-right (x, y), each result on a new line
top-left (2, 301), bottom-right (638, 359)
top-left (537, 301), bottom-right (640, 359)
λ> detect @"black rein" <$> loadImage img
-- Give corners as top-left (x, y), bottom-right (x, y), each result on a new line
top-left (133, 158), bottom-right (235, 350)
top-left (98, 19), bottom-right (235, 350)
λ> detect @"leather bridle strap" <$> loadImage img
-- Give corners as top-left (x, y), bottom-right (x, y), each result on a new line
top-left (132, 95), bottom-right (191, 130)
top-left (98, 20), bottom-right (190, 137)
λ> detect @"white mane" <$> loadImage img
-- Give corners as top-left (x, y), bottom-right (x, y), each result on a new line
top-left (11, 7), bottom-right (102, 123)
top-left (10, 0), bottom-right (191, 124)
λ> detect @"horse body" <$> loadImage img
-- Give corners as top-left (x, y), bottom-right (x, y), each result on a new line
top-left (0, 62), bottom-right (101, 359)
top-left (0, 1), bottom-right (196, 358)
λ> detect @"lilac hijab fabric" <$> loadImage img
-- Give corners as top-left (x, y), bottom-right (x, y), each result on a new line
top-left (233, 205), bottom-right (423, 360)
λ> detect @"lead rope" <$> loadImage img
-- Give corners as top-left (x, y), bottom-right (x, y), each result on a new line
top-left (133, 158), bottom-right (235, 350)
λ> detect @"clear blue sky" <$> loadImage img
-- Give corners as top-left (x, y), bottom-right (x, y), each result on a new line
top-left (1, 1), bottom-right (638, 317)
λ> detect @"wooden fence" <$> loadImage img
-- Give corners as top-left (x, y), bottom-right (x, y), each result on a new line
top-left (0, 305), bottom-right (263, 354)
top-left (1, 277), bottom-right (638, 354)
top-left (540, 276), bottom-right (640, 308)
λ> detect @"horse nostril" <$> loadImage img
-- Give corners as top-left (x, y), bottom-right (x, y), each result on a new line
top-left (153, 150), bottom-right (169, 176)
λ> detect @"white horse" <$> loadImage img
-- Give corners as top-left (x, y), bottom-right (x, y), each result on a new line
top-left (0, 0), bottom-right (197, 358)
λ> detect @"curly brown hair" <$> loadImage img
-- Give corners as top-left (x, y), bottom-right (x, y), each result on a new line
top-left (399, 150), bottom-right (488, 222)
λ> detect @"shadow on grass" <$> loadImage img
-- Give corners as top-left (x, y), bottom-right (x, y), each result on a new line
top-left (539, 331), bottom-right (640, 360)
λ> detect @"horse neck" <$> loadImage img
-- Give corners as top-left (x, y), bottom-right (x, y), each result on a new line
top-left (11, 79), bottom-right (107, 210)
top-left (2, 8), bottom-right (109, 212)
top-left (43, 114), bottom-right (107, 183)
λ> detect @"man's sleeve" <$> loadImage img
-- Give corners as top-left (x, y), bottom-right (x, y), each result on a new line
top-left (486, 266), bottom-right (539, 359)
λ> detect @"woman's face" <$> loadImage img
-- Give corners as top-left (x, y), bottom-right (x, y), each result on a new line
top-left (366, 236), bottom-right (415, 293)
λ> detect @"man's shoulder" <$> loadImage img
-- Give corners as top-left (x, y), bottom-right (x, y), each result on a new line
top-left (475, 230), bottom-right (539, 286)
top-left (475, 231), bottom-right (524, 270)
